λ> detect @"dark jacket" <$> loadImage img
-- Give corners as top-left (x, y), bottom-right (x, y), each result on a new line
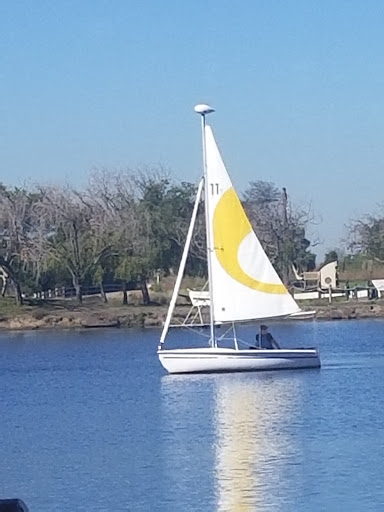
top-left (255, 332), bottom-right (275, 349)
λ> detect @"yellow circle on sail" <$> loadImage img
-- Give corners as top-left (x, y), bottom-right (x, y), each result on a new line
top-left (213, 187), bottom-right (287, 295)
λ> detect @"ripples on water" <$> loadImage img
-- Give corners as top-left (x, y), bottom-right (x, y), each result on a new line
top-left (1, 320), bottom-right (384, 511)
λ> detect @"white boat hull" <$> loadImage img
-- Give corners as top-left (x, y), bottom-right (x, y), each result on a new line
top-left (158, 347), bottom-right (320, 374)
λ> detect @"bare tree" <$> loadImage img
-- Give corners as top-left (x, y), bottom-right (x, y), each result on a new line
top-left (36, 185), bottom-right (112, 303)
top-left (88, 169), bottom-right (143, 304)
top-left (243, 181), bottom-right (316, 283)
top-left (0, 185), bottom-right (41, 305)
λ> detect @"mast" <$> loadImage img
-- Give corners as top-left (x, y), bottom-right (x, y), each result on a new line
top-left (195, 104), bottom-right (216, 348)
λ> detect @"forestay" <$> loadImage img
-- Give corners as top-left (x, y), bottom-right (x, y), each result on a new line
top-left (204, 125), bottom-right (300, 323)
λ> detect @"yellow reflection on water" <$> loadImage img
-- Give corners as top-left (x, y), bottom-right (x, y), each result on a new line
top-left (161, 373), bottom-right (301, 511)
top-left (214, 375), bottom-right (300, 512)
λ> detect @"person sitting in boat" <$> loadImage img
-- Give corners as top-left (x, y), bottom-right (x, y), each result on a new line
top-left (254, 325), bottom-right (280, 349)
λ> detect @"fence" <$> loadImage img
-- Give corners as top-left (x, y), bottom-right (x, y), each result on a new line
top-left (30, 282), bottom-right (139, 300)
top-left (293, 286), bottom-right (379, 302)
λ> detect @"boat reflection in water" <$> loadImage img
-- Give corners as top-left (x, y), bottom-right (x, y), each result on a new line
top-left (161, 373), bottom-right (302, 511)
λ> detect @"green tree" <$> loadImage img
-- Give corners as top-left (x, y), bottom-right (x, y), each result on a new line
top-left (323, 250), bottom-right (338, 265)
top-left (348, 214), bottom-right (384, 262)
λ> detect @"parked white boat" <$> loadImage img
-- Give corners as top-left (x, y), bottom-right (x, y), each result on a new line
top-left (168, 288), bottom-right (316, 326)
top-left (157, 104), bottom-right (320, 374)
top-left (287, 309), bottom-right (316, 320)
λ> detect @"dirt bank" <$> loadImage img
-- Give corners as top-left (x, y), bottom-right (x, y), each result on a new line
top-left (0, 302), bottom-right (188, 331)
top-left (1, 299), bottom-right (384, 331)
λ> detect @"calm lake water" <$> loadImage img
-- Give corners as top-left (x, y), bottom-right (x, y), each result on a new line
top-left (1, 319), bottom-right (384, 511)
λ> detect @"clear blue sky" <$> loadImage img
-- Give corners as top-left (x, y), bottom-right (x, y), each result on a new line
top-left (2, 0), bottom-right (384, 259)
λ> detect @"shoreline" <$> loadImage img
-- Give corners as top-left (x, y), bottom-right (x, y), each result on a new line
top-left (1, 300), bottom-right (384, 332)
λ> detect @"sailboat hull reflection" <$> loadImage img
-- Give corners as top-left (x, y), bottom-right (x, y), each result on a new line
top-left (158, 347), bottom-right (320, 374)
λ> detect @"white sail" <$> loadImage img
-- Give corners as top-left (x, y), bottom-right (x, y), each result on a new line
top-left (205, 125), bottom-right (300, 323)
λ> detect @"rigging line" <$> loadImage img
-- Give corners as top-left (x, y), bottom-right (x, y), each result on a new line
top-left (217, 324), bottom-right (235, 340)
top-left (158, 178), bottom-right (204, 348)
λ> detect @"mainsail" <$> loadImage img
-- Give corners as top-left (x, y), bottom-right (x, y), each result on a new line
top-left (205, 125), bottom-right (300, 323)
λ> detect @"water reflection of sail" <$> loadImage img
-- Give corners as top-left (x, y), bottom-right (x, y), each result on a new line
top-left (215, 375), bottom-right (300, 511)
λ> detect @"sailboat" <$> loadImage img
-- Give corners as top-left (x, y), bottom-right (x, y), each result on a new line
top-left (157, 104), bottom-right (320, 374)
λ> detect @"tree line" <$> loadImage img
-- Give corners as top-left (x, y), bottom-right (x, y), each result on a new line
top-left (0, 170), bottom-right (317, 306)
